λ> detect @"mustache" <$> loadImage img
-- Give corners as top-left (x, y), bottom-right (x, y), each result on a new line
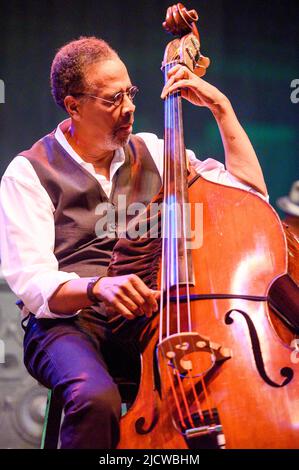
top-left (117, 117), bottom-right (134, 128)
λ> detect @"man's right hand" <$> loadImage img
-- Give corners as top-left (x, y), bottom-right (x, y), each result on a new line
top-left (94, 274), bottom-right (160, 320)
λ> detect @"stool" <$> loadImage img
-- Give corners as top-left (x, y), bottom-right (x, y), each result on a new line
top-left (40, 379), bottom-right (138, 449)
top-left (41, 389), bottom-right (62, 449)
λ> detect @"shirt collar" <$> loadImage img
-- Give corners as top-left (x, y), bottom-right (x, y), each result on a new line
top-left (54, 118), bottom-right (126, 179)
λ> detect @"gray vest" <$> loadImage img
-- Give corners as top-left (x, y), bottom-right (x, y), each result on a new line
top-left (21, 130), bottom-right (162, 278)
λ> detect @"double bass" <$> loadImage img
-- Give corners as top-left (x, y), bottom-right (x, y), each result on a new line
top-left (108, 3), bottom-right (299, 448)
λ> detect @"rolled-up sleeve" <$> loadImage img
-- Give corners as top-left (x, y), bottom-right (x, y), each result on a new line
top-left (137, 132), bottom-right (269, 201)
top-left (186, 150), bottom-right (269, 202)
top-left (0, 157), bottom-right (79, 319)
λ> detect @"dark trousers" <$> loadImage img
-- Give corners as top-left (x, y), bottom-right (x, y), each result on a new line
top-left (23, 309), bottom-right (143, 449)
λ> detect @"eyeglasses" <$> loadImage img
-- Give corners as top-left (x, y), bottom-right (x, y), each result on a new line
top-left (73, 85), bottom-right (139, 107)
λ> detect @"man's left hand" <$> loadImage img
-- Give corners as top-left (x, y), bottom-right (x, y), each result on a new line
top-left (161, 64), bottom-right (228, 111)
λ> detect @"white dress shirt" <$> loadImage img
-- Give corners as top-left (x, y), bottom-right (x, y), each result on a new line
top-left (0, 119), bottom-right (268, 319)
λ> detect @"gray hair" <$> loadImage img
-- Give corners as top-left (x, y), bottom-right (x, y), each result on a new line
top-left (50, 36), bottom-right (118, 111)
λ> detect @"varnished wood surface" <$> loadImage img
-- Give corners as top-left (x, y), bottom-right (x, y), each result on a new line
top-left (117, 178), bottom-right (299, 449)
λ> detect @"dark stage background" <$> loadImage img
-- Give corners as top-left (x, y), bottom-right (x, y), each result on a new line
top-left (0, 0), bottom-right (298, 210)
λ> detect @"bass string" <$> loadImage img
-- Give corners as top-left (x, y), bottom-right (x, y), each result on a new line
top-left (160, 61), bottom-right (191, 339)
top-left (170, 70), bottom-right (203, 425)
top-left (170, 66), bottom-right (181, 337)
top-left (159, 62), bottom-right (169, 344)
top-left (159, 61), bottom-right (170, 343)
top-left (165, 61), bottom-right (193, 336)
top-left (176, 78), bottom-right (193, 334)
top-left (159, 62), bottom-right (212, 428)
top-left (160, 61), bottom-right (178, 340)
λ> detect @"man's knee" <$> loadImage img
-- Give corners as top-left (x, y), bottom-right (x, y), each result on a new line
top-left (66, 377), bottom-right (122, 419)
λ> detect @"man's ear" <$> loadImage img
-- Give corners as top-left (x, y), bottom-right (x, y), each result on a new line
top-left (64, 95), bottom-right (81, 121)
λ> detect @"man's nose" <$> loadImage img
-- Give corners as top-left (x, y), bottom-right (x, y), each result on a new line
top-left (120, 93), bottom-right (136, 114)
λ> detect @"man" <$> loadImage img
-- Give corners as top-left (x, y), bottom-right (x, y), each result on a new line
top-left (0, 36), bottom-right (268, 448)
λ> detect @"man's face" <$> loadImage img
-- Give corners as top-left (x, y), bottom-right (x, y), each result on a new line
top-left (75, 58), bottom-right (136, 152)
